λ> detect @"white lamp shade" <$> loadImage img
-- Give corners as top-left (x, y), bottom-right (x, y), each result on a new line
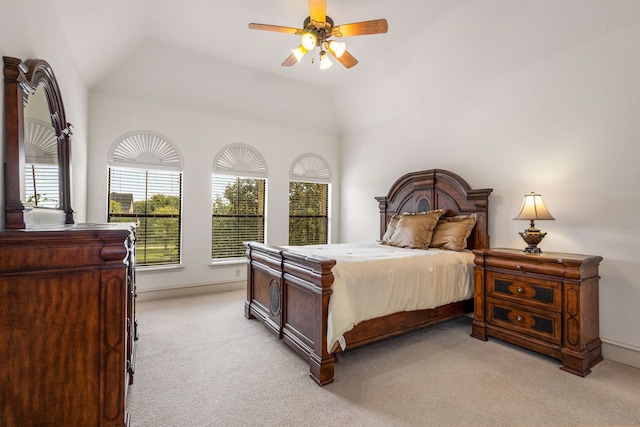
top-left (514, 192), bottom-right (555, 221)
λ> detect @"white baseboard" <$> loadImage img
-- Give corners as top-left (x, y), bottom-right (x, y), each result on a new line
top-left (602, 337), bottom-right (640, 370)
top-left (136, 280), bottom-right (244, 302)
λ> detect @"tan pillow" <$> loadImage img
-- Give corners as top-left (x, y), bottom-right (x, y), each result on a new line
top-left (382, 210), bottom-right (445, 244)
top-left (430, 213), bottom-right (477, 251)
top-left (381, 214), bottom-right (401, 243)
top-left (385, 210), bottom-right (444, 249)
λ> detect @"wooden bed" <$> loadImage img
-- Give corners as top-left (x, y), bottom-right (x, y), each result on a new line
top-left (244, 169), bottom-right (493, 385)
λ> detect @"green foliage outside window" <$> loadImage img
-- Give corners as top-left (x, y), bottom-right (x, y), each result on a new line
top-left (212, 177), bottom-right (266, 259)
top-left (108, 167), bottom-right (182, 266)
top-left (289, 181), bottom-right (328, 246)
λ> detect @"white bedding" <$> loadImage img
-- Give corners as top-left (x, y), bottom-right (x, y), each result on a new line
top-left (283, 242), bottom-right (475, 352)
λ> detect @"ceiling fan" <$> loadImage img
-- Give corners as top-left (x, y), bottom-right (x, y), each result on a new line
top-left (248, 0), bottom-right (388, 70)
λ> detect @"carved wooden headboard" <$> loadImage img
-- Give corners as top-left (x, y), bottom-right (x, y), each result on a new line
top-left (375, 169), bottom-right (493, 249)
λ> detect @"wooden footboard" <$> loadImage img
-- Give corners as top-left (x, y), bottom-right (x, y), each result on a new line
top-left (245, 242), bottom-right (337, 385)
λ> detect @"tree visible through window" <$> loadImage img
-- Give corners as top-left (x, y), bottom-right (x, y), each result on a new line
top-left (212, 176), bottom-right (266, 259)
top-left (289, 181), bottom-right (328, 246)
top-left (108, 167), bottom-right (182, 266)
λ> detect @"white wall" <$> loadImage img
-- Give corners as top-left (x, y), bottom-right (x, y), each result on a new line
top-left (3, 0), bottom-right (638, 367)
top-left (87, 93), bottom-right (340, 295)
top-left (0, 0), bottom-right (89, 226)
top-left (337, 3), bottom-right (640, 362)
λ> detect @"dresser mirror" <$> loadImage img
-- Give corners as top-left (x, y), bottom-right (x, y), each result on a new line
top-left (3, 56), bottom-right (74, 229)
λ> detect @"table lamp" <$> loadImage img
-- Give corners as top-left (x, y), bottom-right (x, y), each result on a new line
top-left (514, 192), bottom-right (555, 253)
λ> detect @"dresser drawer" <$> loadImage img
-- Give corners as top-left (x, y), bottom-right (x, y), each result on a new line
top-left (486, 298), bottom-right (561, 345)
top-left (486, 271), bottom-right (562, 312)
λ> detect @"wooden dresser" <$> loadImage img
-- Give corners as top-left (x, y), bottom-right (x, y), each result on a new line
top-left (471, 248), bottom-right (603, 376)
top-left (0, 223), bottom-right (137, 427)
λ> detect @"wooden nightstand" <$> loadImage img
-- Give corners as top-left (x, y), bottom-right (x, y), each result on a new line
top-left (471, 248), bottom-right (603, 376)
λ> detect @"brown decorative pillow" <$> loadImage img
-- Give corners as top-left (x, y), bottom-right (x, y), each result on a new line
top-left (381, 214), bottom-right (401, 243)
top-left (384, 210), bottom-right (445, 249)
top-left (430, 213), bottom-right (477, 251)
top-left (381, 210), bottom-right (445, 244)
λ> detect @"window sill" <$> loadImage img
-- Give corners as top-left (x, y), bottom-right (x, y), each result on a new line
top-left (137, 264), bottom-right (185, 273)
top-left (209, 258), bottom-right (247, 268)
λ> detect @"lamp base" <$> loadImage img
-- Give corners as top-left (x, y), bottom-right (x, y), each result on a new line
top-left (519, 228), bottom-right (547, 254)
top-left (523, 244), bottom-right (543, 254)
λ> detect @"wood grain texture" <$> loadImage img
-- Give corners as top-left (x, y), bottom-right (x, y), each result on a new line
top-left (472, 248), bottom-right (603, 376)
top-left (245, 169), bottom-right (493, 385)
top-left (0, 223), bottom-right (136, 426)
top-left (3, 56), bottom-right (74, 229)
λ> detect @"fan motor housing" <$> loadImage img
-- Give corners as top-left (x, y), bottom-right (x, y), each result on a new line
top-left (303, 15), bottom-right (334, 40)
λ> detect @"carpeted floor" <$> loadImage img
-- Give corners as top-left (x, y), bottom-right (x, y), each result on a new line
top-left (127, 289), bottom-right (640, 427)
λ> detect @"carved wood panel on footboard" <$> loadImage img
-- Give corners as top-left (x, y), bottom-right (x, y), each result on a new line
top-left (245, 243), bottom-right (336, 385)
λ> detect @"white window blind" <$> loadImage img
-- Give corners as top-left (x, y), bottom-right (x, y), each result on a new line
top-left (211, 175), bottom-right (266, 259)
top-left (289, 181), bottom-right (329, 246)
top-left (108, 167), bottom-right (182, 266)
top-left (24, 164), bottom-right (59, 208)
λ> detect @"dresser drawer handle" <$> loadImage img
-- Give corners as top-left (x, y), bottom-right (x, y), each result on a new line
top-left (516, 265), bottom-right (522, 269)
top-left (517, 287), bottom-right (524, 294)
top-left (516, 315), bottom-right (524, 322)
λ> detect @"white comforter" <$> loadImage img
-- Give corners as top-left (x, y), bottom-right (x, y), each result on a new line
top-left (283, 243), bottom-right (475, 352)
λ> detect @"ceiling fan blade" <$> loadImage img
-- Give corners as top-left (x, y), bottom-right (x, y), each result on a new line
top-left (248, 23), bottom-right (303, 35)
top-left (282, 53), bottom-right (299, 67)
top-left (329, 49), bottom-right (358, 69)
top-left (308, 0), bottom-right (326, 23)
top-left (332, 19), bottom-right (388, 37)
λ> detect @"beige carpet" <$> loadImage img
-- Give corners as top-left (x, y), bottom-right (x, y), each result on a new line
top-left (127, 289), bottom-right (640, 427)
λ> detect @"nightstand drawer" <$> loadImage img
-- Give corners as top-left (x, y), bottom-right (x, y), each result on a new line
top-left (486, 298), bottom-right (561, 345)
top-left (484, 256), bottom-right (566, 277)
top-left (486, 271), bottom-right (562, 312)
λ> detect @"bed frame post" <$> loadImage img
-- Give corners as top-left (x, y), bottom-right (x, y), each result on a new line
top-left (280, 251), bottom-right (336, 385)
top-left (244, 243), bottom-right (285, 338)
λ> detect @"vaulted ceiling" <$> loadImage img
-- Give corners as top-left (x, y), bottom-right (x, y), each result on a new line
top-left (47, 0), bottom-right (467, 133)
top-left (47, 0), bottom-right (640, 134)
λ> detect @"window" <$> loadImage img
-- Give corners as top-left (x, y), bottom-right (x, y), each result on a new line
top-left (107, 132), bottom-right (183, 267)
top-left (289, 181), bottom-right (329, 245)
top-left (212, 144), bottom-right (267, 260)
top-left (289, 154), bottom-right (331, 246)
top-left (23, 120), bottom-right (59, 208)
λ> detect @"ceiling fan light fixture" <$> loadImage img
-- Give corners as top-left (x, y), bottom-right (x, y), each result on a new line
top-left (300, 31), bottom-right (317, 51)
top-left (248, 0), bottom-right (388, 69)
top-left (327, 40), bottom-right (346, 58)
top-left (291, 45), bottom-right (308, 62)
top-left (319, 51), bottom-right (333, 70)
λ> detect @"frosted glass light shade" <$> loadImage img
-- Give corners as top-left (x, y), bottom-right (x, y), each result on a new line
top-left (301, 32), bottom-right (317, 50)
top-left (319, 51), bottom-right (333, 70)
top-left (327, 40), bottom-right (346, 58)
top-left (291, 46), bottom-right (308, 62)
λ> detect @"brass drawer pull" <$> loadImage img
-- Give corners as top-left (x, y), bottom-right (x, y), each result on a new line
top-left (516, 315), bottom-right (524, 322)
top-left (517, 287), bottom-right (524, 294)
top-left (516, 265), bottom-right (522, 269)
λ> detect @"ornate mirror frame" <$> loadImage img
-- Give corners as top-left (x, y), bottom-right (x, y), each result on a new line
top-left (3, 56), bottom-right (74, 229)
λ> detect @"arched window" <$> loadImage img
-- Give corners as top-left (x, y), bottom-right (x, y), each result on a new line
top-left (107, 131), bottom-right (183, 266)
top-left (289, 153), bottom-right (331, 246)
top-left (212, 144), bottom-right (267, 259)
